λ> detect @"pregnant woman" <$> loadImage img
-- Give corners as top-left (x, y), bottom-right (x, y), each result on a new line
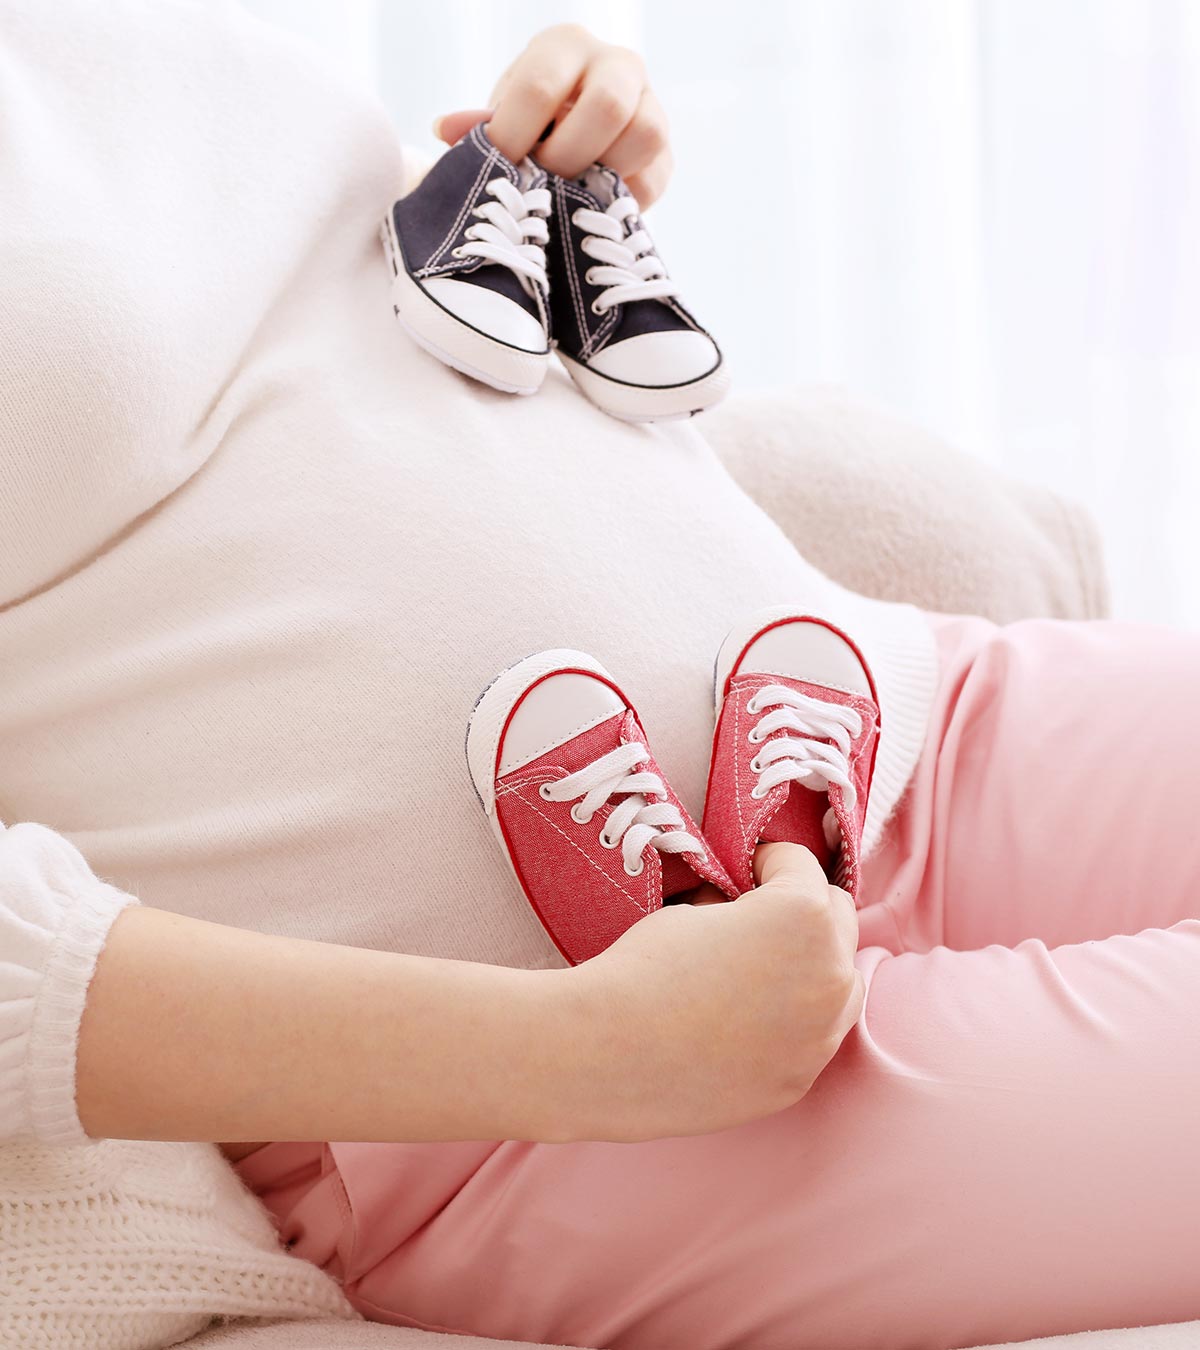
top-left (2, 5), bottom-right (1198, 1349)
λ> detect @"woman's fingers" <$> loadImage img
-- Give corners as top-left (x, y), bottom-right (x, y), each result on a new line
top-left (536, 51), bottom-right (643, 178)
top-left (823, 884), bottom-right (861, 963)
top-left (688, 882), bottom-right (733, 907)
top-left (484, 33), bottom-right (589, 165)
top-left (753, 842), bottom-right (862, 977)
top-left (433, 108), bottom-right (494, 147)
top-left (578, 838), bottom-right (869, 1139)
top-left (601, 87), bottom-right (668, 179)
top-left (752, 840), bottom-right (829, 892)
top-left (845, 969), bottom-right (867, 1026)
top-left (604, 88), bottom-right (672, 206)
top-left (625, 150), bottom-right (673, 209)
top-left (433, 25), bottom-right (674, 205)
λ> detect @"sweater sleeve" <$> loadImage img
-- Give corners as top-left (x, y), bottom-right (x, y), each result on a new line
top-left (0, 820), bottom-right (138, 1145)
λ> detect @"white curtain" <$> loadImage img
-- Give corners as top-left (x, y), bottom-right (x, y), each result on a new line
top-left (240, 0), bottom-right (1200, 627)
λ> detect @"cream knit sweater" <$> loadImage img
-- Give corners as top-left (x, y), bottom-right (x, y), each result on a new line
top-left (0, 0), bottom-right (936, 1340)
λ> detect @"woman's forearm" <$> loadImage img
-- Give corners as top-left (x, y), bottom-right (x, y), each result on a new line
top-left (76, 906), bottom-right (572, 1146)
top-left (75, 845), bottom-right (863, 1148)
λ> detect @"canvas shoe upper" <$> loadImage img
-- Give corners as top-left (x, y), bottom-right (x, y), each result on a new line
top-left (381, 122), bottom-right (552, 394)
top-left (546, 165), bottom-right (729, 423)
top-left (466, 649), bottom-right (737, 966)
top-left (703, 610), bottom-right (881, 900)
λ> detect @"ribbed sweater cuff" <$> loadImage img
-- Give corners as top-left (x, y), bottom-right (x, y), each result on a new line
top-left (26, 878), bottom-right (139, 1146)
top-left (835, 594), bottom-right (939, 858)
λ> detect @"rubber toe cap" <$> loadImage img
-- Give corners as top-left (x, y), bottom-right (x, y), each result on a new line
top-left (586, 330), bottom-right (720, 386)
top-left (423, 276), bottom-right (547, 353)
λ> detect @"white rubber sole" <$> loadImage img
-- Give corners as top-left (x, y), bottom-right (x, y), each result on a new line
top-left (380, 213), bottom-right (550, 397)
top-left (558, 350), bottom-right (731, 424)
top-left (465, 648), bottom-right (613, 818)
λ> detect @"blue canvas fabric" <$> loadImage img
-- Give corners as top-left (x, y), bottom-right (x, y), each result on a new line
top-left (388, 127), bottom-right (720, 383)
top-left (545, 166), bottom-right (719, 372)
top-left (390, 123), bottom-right (548, 319)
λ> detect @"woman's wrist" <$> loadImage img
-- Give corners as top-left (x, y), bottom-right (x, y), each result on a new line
top-left (472, 963), bottom-right (599, 1144)
top-left (509, 960), bottom-right (648, 1145)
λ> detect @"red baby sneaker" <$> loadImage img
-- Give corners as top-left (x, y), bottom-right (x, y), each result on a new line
top-left (702, 609), bottom-right (881, 900)
top-left (467, 649), bottom-right (737, 965)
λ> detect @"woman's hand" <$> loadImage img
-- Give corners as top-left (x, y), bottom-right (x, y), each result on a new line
top-left (433, 24), bottom-right (673, 207)
top-left (552, 842), bottom-right (866, 1143)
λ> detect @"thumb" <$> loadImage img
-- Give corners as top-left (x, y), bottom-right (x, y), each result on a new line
top-left (432, 108), bottom-right (494, 146)
top-left (752, 841), bottom-right (827, 892)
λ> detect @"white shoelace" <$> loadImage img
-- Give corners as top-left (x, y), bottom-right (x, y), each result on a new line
top-left (455, 177), bottom-right (551, 296)
top-left (572, 196), bottom-right (678, 314)
top-left (538, 740), bottom-right (704, 877)
top-left (746, 685), bottom-right (863, 851)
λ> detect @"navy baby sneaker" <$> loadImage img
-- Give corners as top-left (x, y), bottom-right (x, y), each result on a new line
top-left (381, 123), bottom-right (552, 395)
top-left (546, 165), bottom-right (728, 423)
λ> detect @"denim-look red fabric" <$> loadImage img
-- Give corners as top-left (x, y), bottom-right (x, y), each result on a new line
top-left (703, 672), bottom-right (880, 899)
top-left (494, 708), bottom-right (735, 965)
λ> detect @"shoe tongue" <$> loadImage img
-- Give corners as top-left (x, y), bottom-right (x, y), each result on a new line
top-left (516, 157), bottom-right (546, 192)
top-left (659, 849), bottom-right (701, 902)
top-left (759, 785), bottom-right (834, 874)
top-left (578, 163), bottom-right (628, 210)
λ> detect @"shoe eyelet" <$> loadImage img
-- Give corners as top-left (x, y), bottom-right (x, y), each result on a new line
top-left (538, 782), bottom-right (554, 800)
top-left (451, 246), bottom-right (467, 258)
top-left (749, 757), bottom-right (764, 775)
top-left (571, 803), bottom-right (593, 825)
top-left (624, 858), bottom-right (645, 877)
top-left (746, 697), bottom-right (761, 715)
top-left (598, 830), bottom-right (618, 849)
top-left (590, 299), bottom-right (606, 316)
top-left (749, 785), bottom-right (768, 801)
top-left (747, 728), bottom-right (763, 745)
top-left (584, 268), bottom-right (600, 286)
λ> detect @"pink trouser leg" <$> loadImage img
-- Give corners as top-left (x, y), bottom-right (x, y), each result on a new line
top-left (245, 614), bottom-right (1200, 1350)
top-left (863, 614), bottom-right (1200, 953)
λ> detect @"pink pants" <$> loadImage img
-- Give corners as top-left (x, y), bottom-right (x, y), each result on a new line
top-left (239, 614), bottom-right (1200, 1350)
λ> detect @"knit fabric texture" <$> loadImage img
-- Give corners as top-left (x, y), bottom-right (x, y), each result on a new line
top-left (0, 824), bottom-right (139, 1146)
top-left (0, 1139), bottom-right (354, 1348)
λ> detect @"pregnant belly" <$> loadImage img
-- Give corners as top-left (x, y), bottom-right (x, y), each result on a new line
top-left (0, 370), bottom-right (825, 968)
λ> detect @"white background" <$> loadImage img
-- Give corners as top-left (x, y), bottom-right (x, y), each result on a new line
top-left (241, 0), bottom-right (1200, 627)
